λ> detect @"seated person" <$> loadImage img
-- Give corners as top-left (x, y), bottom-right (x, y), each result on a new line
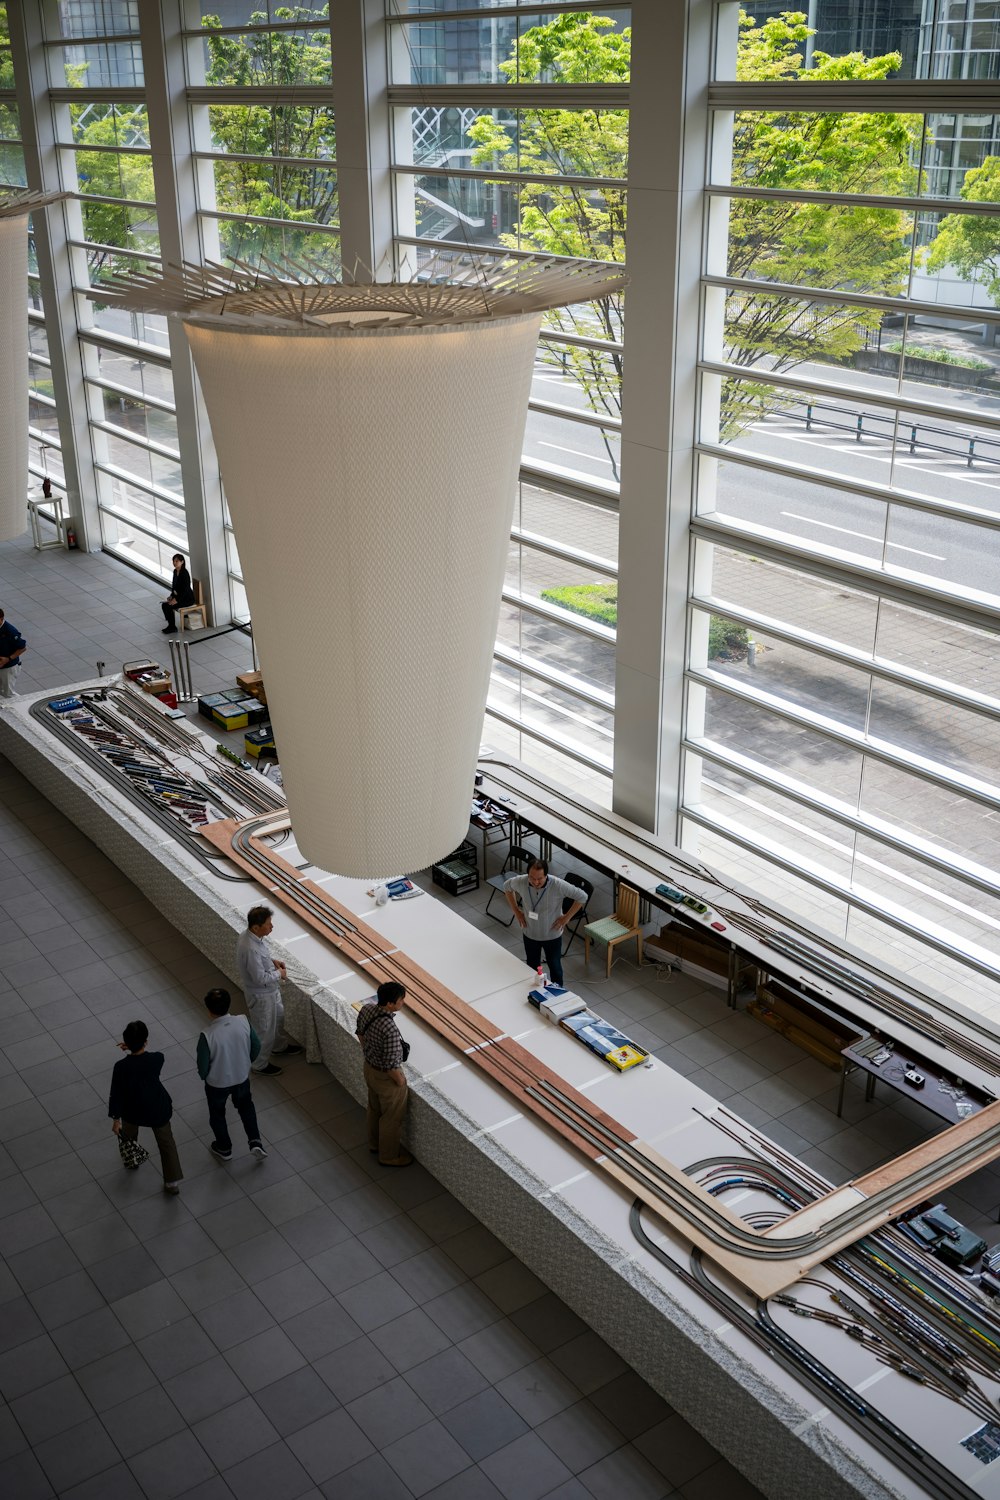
top-left (162, 552), bottom-right (195, 634)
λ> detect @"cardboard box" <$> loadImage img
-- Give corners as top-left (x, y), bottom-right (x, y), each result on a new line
top-left (236, 670), bottom-right (266, 704)
top-left (646, 923), bottom-right (730, 978)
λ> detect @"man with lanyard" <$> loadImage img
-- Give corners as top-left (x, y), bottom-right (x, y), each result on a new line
top-left (505, 858), bottom-right (583, 988)
top-left (0, 608), bottom-right (27, 701)
top-left (234, 904), bottom-right (302, 1076)
top-left (356, 981), bottom-right (412, 1167)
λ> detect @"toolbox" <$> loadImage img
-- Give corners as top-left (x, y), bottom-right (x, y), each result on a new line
top-left (432, 859), bottom-right (480, 896)
top-left (122, 659), bottom-right (172, 696)
top-left (212, 703), bottom-right (249, 731)
top-left (236, 697), bottom-right (267, 726)
top-left (244, 724), bottom-right (276, 759)
top-left (198, 691), bottom-right (229, 719)
top-left (200, 688), bottom-right (247, 721)
top-left (123, 659), bottom-right (161, 682)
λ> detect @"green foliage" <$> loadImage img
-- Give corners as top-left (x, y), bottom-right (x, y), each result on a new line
top-left (1, 5), bottom-right (18, 126)
top-left (540, 582), bottom-right (749, 661)
top-left (71, 109), bottom-right (157, 276)
top-left (469, 14), bottom-right (626, 476)
top-left (882, 341), bottom-right (991, 370)
top-left (724, 11), bottom-right (920, 436)
top-left (540, 581), bottom-right (618, 625)
top-left (66, 9), bottom-right (337, 280)
top-left (471, 10), bottom-right (920, 448)
top-left (708, 618), bottom-right (751, 661)
top-left (202, 7), bottom-right (337, 268)
top-left (926, 156), bottom-right (1000, 306)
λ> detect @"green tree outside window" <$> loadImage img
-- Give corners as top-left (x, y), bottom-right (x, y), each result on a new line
top-left (469, 10), bottom-right (921, 454)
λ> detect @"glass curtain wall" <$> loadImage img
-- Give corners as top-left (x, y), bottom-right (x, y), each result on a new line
top-left (687, 0), bottom-right (1000, 1015)
top-left (387, 1), bottom-right (629, 805)
top-left (7, 0), bottom-right (1000, 1015)
top-left (183, 3), bottom-right (338, 618)
top-left (45, 1), bottom-right (185, 575)
top-left (1, 4), bottom-right (64, 511)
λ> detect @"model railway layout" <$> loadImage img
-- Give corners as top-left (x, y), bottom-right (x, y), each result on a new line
top-left (31, 686), bottom-right (285, 879)
top-left (477, 757), bottom-right (1000, 1087)
top-left (201, 811), bottom-right (1000, 1293)
top-left (22, 703), bottom-right (1000, 1498)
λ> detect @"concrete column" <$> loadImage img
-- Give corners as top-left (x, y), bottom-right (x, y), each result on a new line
top-left (330, 0), bottom-right (394, 278)
top-left (7, 0), bottom-right (101, 549)
top-left (612, 0), bottom-right (713, 836)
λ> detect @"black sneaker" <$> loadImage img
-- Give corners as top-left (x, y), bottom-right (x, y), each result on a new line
top-left (273, 1044), bottom-right (303, 1057)
top-left (162, 625), bottom-right (177, 634)
top-left (210, 1143), bottom-right (232, 1161)
top-left (249, 1140), bottom-right (268, 1158)
top-left (254, 1062), bottom-right (283, 1077)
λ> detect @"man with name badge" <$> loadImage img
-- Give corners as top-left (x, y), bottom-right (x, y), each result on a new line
top-left (505, 857), bottom-right (583, 988)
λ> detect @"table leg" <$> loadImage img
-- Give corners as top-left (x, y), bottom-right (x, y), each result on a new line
top-left (838, 1065), bottom-right (847, 1118)
top-left (866, 1074), bottom-right (876, 1103)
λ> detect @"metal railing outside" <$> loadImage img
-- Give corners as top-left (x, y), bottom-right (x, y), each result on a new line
top-left (756, 394), bottom-right (1000, 469)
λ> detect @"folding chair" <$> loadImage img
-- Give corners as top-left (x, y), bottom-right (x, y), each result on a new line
top-left (484, 844), bottom-right (534, 925)
top-left (561, 873), bottom-right (594, 956)
top-left (584, 885), bottom-right (643, 977)
top-left (177, 578), bottom-right (208, 632)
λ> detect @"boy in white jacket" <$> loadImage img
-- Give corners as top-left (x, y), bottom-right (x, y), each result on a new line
top-left (196, 988), bottom-right (267, 1161)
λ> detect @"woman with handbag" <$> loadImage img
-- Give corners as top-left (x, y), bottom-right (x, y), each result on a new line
top-left (108, 1021), bottom-right (183, 1194)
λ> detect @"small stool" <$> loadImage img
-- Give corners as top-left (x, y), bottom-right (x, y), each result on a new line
top-left (27, 492), bottom-right (67, 550)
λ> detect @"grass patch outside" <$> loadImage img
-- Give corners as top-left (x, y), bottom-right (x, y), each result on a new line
top-left (539, 582), bottom-right (750, 661)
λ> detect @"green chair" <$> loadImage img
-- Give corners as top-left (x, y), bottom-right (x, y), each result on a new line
top-left (583, 886), bottom-right (643, 977)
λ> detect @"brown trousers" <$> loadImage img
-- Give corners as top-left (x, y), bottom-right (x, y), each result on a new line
top-left (122, 1120), bottom-right (183, 1183)
top-left (363, 1062), bottom-right (408, 1162)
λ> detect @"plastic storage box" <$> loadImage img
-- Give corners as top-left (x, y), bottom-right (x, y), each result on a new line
top-left (432, 860), bottom-right (480, 895)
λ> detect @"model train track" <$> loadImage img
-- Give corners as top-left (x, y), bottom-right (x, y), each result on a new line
top-left (202, 811), bottom-right (1000, 1299)
top-left (478, 757), bottom-right (1000, 1083)
top-left (650, 1154), bottom-right (1000, 1500)
top-left (29, 687), bottom-right (282, 880)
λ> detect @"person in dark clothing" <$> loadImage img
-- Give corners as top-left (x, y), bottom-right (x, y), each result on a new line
top-left (161, 552), bottom-right (195, 634)
top-left (0, 608), bottom-right (27, 701)
top-left (108, 1020), bottom-right (183, 1194)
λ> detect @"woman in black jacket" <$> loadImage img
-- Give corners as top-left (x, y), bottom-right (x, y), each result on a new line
top-left (108, 1021), bottom-right (184, 1194)
top-left (161, 553), bottom-right (195, 633)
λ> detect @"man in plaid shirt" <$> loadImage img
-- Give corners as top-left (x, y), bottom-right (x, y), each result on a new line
top-left (356, 981), bottom-right (412, 1167)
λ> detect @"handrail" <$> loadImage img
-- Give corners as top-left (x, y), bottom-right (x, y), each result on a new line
top-left (752, 392), bottom-right (1000, 469)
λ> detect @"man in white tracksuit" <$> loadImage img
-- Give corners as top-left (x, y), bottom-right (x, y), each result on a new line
top-left (234, 904), bottom-right (302, 1076)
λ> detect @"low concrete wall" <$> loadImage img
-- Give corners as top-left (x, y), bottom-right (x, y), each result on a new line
top-left (853, 347), bottom-right (1000, 392)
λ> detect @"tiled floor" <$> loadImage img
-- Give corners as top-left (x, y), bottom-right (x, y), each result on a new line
top-left (0, 537), bottom-right (766, 1497)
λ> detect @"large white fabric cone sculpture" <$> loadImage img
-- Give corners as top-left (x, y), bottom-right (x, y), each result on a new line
top-left (91, 257), bottom-right (626, 875)
top-left (0, 192), bottom-right (69, 542)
